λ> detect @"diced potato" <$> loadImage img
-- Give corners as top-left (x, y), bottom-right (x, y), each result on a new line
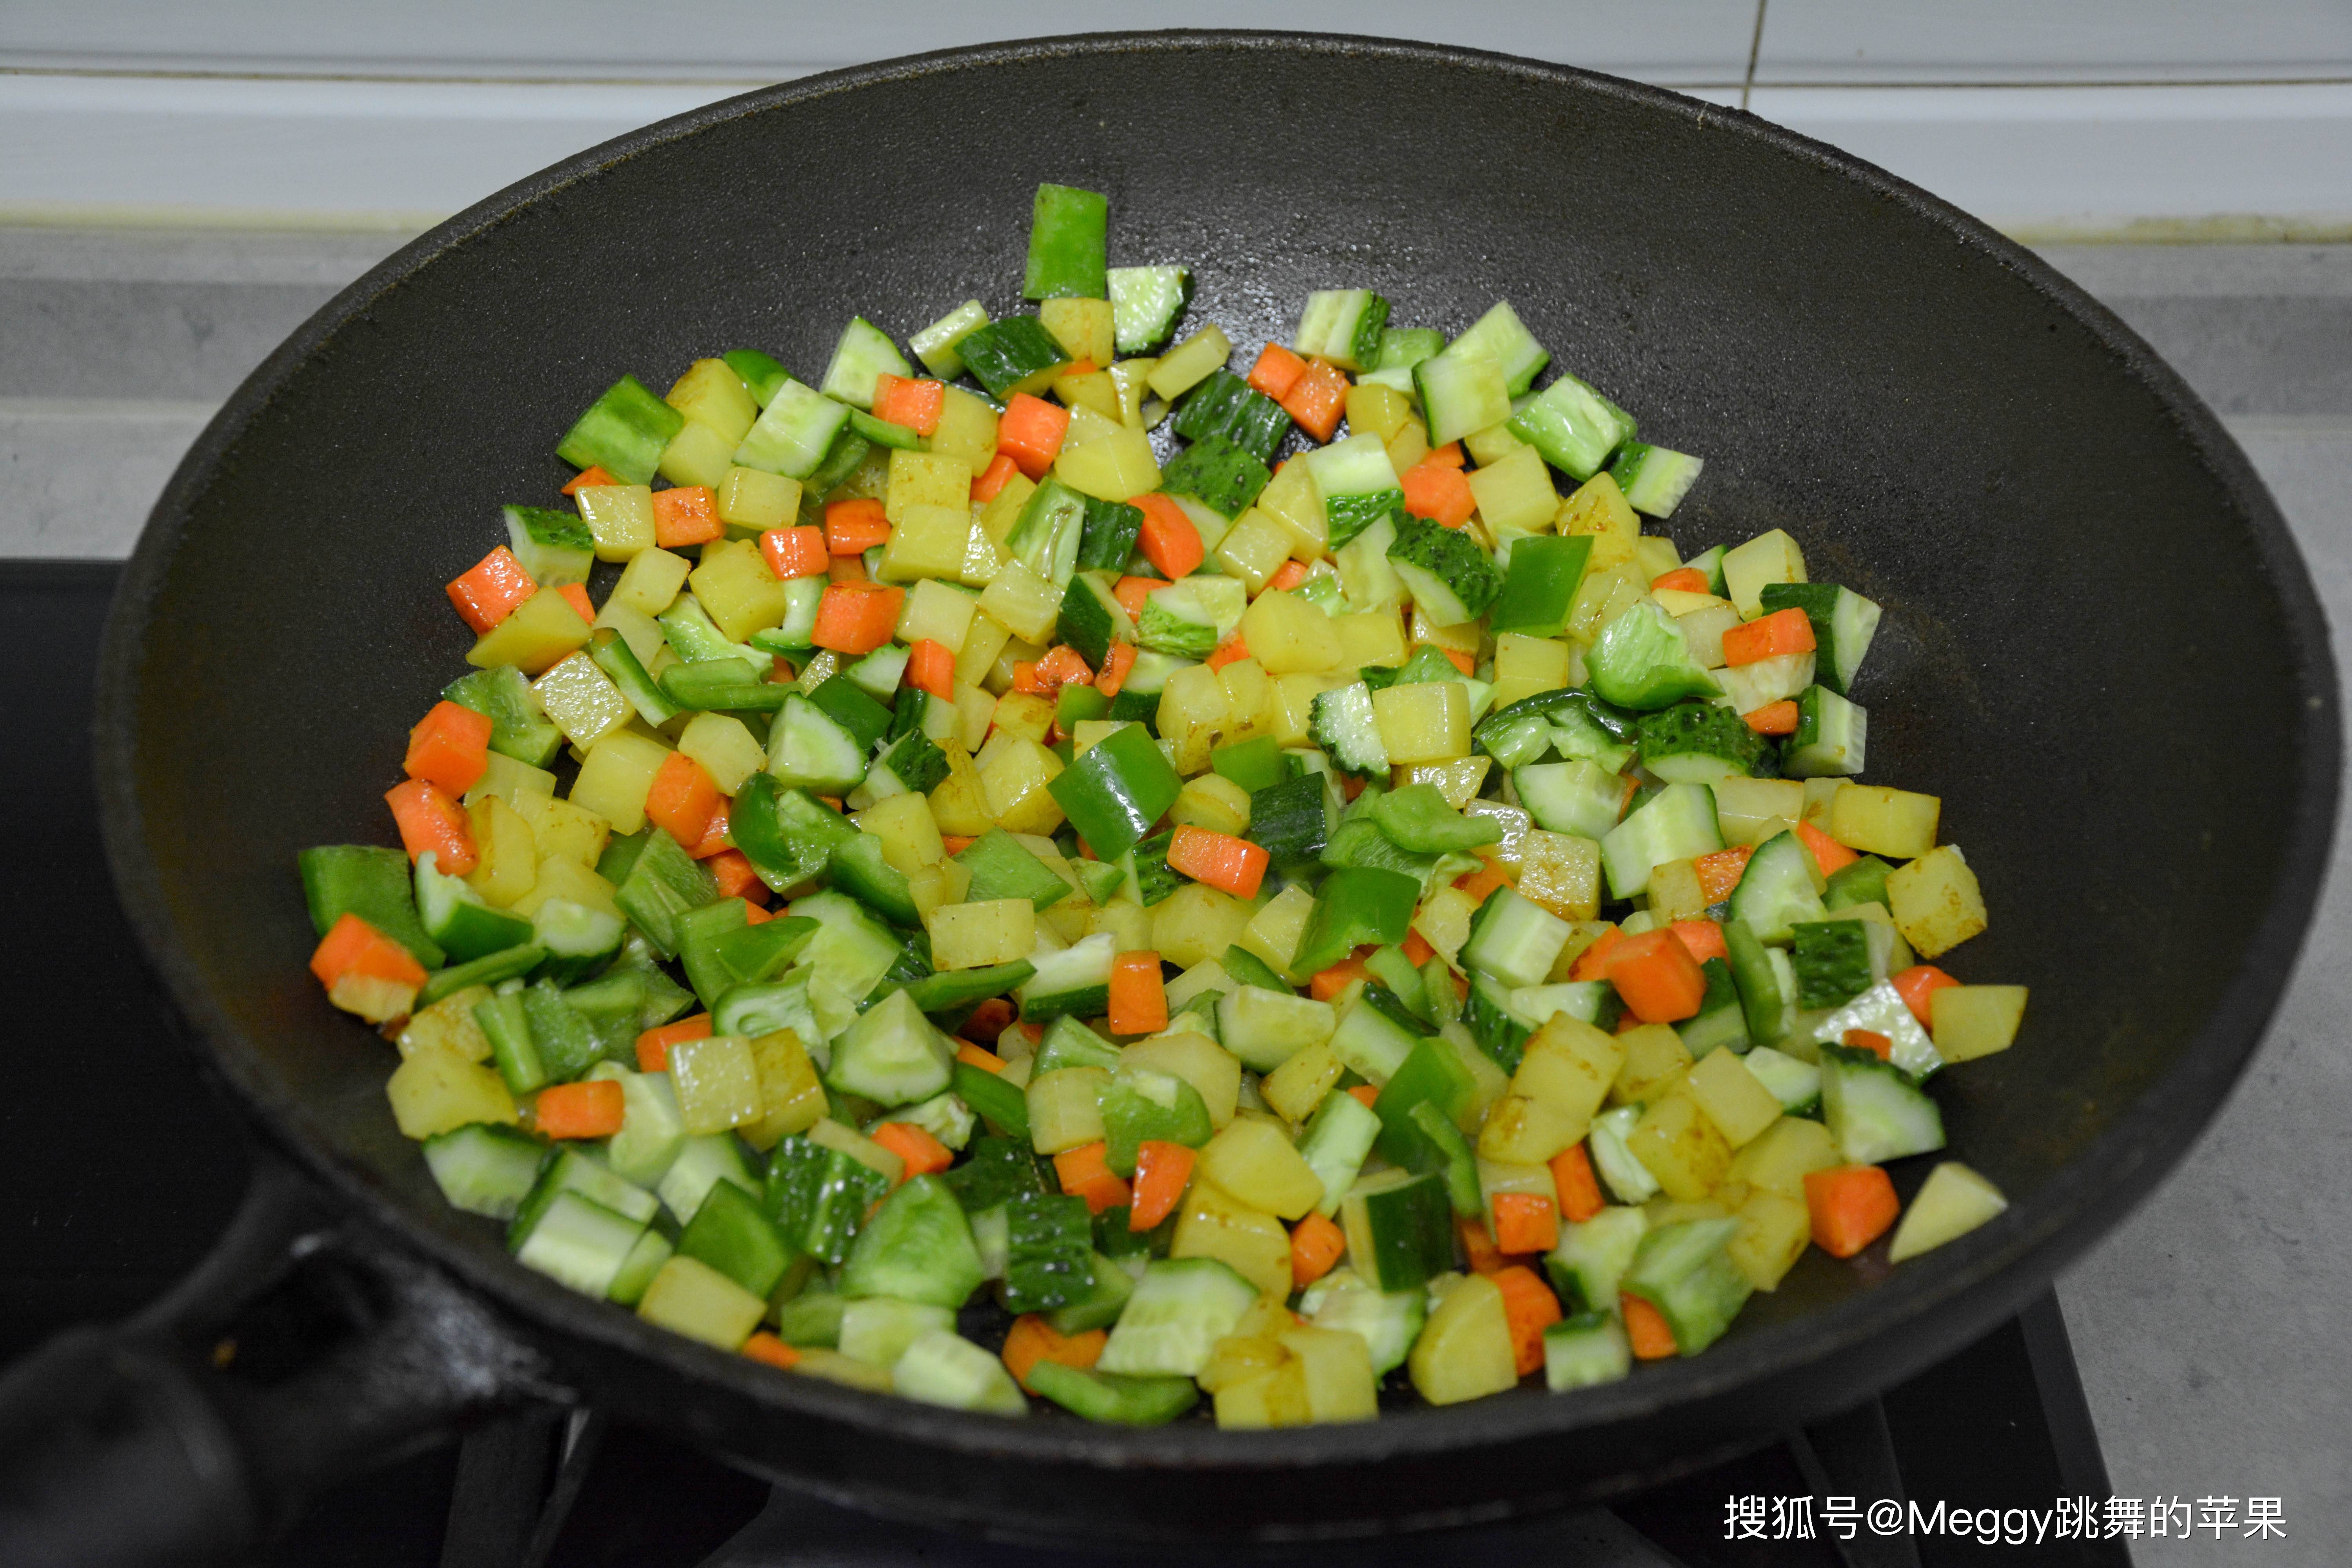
top-left (1727, 1187), bottom-right (1812, 1291)
top-left (531, 651), bottom-right (632, 750)
top-left (1270, 673), bottom-right (1340, 747)
top-left (743, 1029), bottom-right (827, 1150)
top-left (1121, 1032), bottom-right (1241, 1129)
top-left (1211, 1352), bottom-right (1309, 1428)
top-left (1372, 681), bottom-right (1471, 764)
top-left (1563, 562), bottom-right (1645, 644)
top-left (1610, 1024), bottom-right (1692, 1106)
top-left (396, 987), bottom-right (493, 1062)
top-left (1201, 1331), bottom-right (1293, 1397)
top-left (1887, 1161), bottom-right (2009, 1262)
top-left (1087, 897), bottom-right (1153, 954)
top-left (1673, 600), bottom-right (1743, 668)
top-left (465, 751), bottom-right (556, 810)
top-left (979, 738), bottom-right (1065, 834)
top-left (1172, 1179), bottom-right (1294, 1298)
top-left (1345, 382), bottom-right (1413, 445)
top-left (1262, 1040), bottom-right (1342, 1125)
top-left (677, 712), bottom-right (765, 795)
top-left (1399, 757), bottom-right (1491, 811)
top-left (657, 420), bottom-right (735, 488)
top-left (1558, 471), bottom-right (1638, 552)
top-left (1492, 632), bottom-right (1571, 689)
top-left (926, 739), bottom-right (995, 835)
top-left (927, 898), bottom-right (1036, 969)
top-left (1682, 1049), bottom-right (1782, 1148)
top-left (508, 854), bottom-right (619, 921)
top-left (466, 587), bottom-right (592, 675)
top-left (569, 730), bottom-right (670, 836)
top-left (856, 791), bottom-right (944, 872)
top-left (1720, 528), bottom-right (1807, 619)
top-left (1930, 984), bottom-right (2027, 1062)
top-left (1218, 659), bottom-right (1274, 745)
top-left (1055, 427), bottom-right (1161, 501)
top-left (1466, 445), bottom-right (1559, 534)
top-left (975, 561), bottom-right (1063, 646)
top-left (666, 357), bottom-right (759, 444)
top-left (1501, 829), bottom-right (1595, 923)
top-left (1411, 612), bottom-right (1482, 657)
top-left (575, 484), bottom-right (657, 562)
top-left (1238, 884), bottom-right (1318, 984)
top-left (1279, 1325), bottom-right (1379, 1423)
top-left (671, 1034), bottom-right (764, 1135)
top-left (1885, 844), bottom-right (1987, 958)
top-left (1412, 884), bottom-right (1479, 966)
top-left (1409, 1272), bottom-right (1516, 1406)
top-left (1196, 1119), bottom-right (1324, 1219)
top-left (387, 1049), bottom-right (518, 1139)
top-left (1026, 1066), bottom-right (1109, 1154)
top-left (1171, 773), bottom-right (1252, 837)
top-left (1626, 1090), bottom-right (1732, 1200)
top-left (1242, 590), bottom-right (1341, 675)
top-left (953, 617), bottom-right (1012, 694)
top-left (1053, 367), bottom-right (1121, 422)
top-left (690, 538), bottom-right (790, 641)
top-left (1383, 421), bottom-right (1430, 479)
top-left (610, 546), bottom-right (693, 619)
top-left (885, 450), bottom-right (973, 522)
top-left (1214, 509), bottom-right (1295, 592)
top-left (929, 386), bottom-right (999, 474)
top-left (1157, 663), bottom-right (1232, 775)
top-left (895, 578), bottom-right (978, 653)
top-left (1151, 882), bottom-right (1253, 969)
top-left (716, 466), bottom-right (801, 532)
top-left (637, 1255), bottom-right (767, 1349)
top-left (1330, 611), bottom-right (1408, 670)
top-left (878, 502), bottom-right (971, 583)
top-left (1724, 1115), bottom-right (1839, 1197)
top-left (1827, 784), bottom-right (1942, 860)
top-left (1109, 358), bottom-right (1157, 426)
top-left (1040, 296), bottom-right (1116, 367)
top-left (1711, 777), bottom-right (1806, 846)
top-left (1146, 326), bottom-right (1232, 399)
top-left (463, 793), bottom-right (538, 908)
top-left (1646, 857), bottom-right (1709, 924)
top-left (1479, 1013), bottom-right (1622, 1161)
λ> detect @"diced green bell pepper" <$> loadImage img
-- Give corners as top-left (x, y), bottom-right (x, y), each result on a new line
top-left (1292, 866), bottom-right (1421, 976)
top-left (1047, 722), bottom-right (1184, 860)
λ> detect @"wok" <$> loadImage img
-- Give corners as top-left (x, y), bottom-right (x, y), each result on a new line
top-left (2, 29), bottom-right (2335, 1565)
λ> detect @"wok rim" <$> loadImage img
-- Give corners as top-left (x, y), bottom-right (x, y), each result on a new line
top-left (94, 28), bottom-right (2340, 1476)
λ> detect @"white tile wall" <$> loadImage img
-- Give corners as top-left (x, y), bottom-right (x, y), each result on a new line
top-left (1753, 0), bottom-right (2352, 84)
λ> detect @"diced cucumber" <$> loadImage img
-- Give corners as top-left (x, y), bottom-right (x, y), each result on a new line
top-left (1007, 476), bottom-right (1091, 585)
top-left (1458, 886), bottom-right (1572, 991)
top-left (1414, 342), bottom-right (1511, 446)
top-left (1601, 781), bottom-right (1724, 899)
top-left (734, 378), bottom-right (852, 480)
top-left (1544, 1204), bottom-right (1650, 1316)
top-left (1026, 1360), bottom-right (1197, 1425)
top-left (1171, 370), bottom-right (1291, 465)
top-left (1813, 979), bottom-right (1941, 1080)
top-left (606, 1227), bottom-right (675, 1308)
top-left (909, 301), bottom-right (988, 381)
top-left (1448, 300), bottom-right (1550, 397)
top-left (1107, 265), bottom-right (1192, 353)
top-left (1676, 958), bottom-right (1751, 1058)
top-left (603, 1066), bottom-right (687, 1188)
top-left (1508, 980), bottom-right (1622, 1034)
top-left (767, 1134), bottom-right (891, 1263)
top-left (818, 317), bottom-right (912, 411)
top-left (1294, 288), bottom-right (1392, 372)
top-left (1728, 830), bottom-right (1828, 945)
top-left (1515, 759), bottom-right (1627, 842)
top-left (1310, 681), bottom-right (1390, 776)
top-left (657, 1132), bottom-right (756, 1225)
top-left (790, 890), bottom-right (907, 1002)
top-left (677, 1176), bottom-right (794, 1298)
top-left (766, 692), bottom-right (869, 796)
top-left (1017, 932), bottom-right (1116, 1024)
top-left (1587, 1105), bottom-right (1661, 1204)
top-left (422, 1123), bottom-right (548, 1221)
top-left (840, 1176), bottom-right (985, 1309)
top-left (1159, 435), bottom-right (1271, 520)
top-left (1507, 371), bottom-right (1635, 481)
top-left (827, 988), bottom-right (953, 1108)
top-left (1759, 581), bottom-right (1882, 697)
top-left (501, 504), bottom-right (595, 588)
top-left (1724, 922), bottom-right (1801, 1049)
top-left (1387, 515), bottom-right (1501, 626)
top-left (1339, 1169), bottom-right (1455, 1293)
top-left (1622, 1218), bottom-right (1750, 1356)
top-left (1215, 985), bottom-right (1334, 1073)
top-left (1784, 686), bottom-right (1867, 778)
top-left (1044, 1250), bottom-right (1141, 1335)
top-left (1544, 1311), bottom-right (1633, 1390)
top-left (1300, 1266), bottom-right (1427, 1376)
top-left (1635, 701), bottom-right (1775, 786)
top-left (957, 316), bottom-right (1069, 401)
top-left (511, 1190), bottom-right (646, 1298)
top-left (1328, 987), bottom-right (1426, 1085)
top-left (1096, 1257), bottom-right (1260, 1377)
top-left (1606, 441), bottom-right (1705, 519)
top-left (1789, 918), bottom-right (1900, 1010)
top-left (1296, 1091), bottom-right (1382, 1218)
top-left (415, 851), bottom-right (535, 963)
top-left (444, 665), bottom-right (564, 769)
top-left (1818, 1044), bottom-right (1946, 1164)
top-left (893, 1330), bottom-right (1027, 1416)
top-left (1741, 1045), bottom-right (1822, 1117)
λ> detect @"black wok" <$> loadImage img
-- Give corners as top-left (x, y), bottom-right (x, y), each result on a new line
top-left (4, 29), bottom-right (2335, 1565)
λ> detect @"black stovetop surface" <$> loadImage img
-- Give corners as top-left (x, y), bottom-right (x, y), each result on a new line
top-left (3, 561), bottom-right (2131, 1568)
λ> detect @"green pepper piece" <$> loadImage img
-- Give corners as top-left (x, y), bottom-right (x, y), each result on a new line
top-left (1366, 783), bottom-right (1504, 856)
top-left (677, 1177), bottom-right (796, 1299)
top-left (419, 943), bottom-right (547, 1009)
top-left (1370, 1035), bottom-right (1478, 1169)
top-left (298, 844), bottom-right (444, 969)
top-left (1292, 866), bottom-right (1421, 977)
top-left (1026, 1359), bottom-right (1199, 1425)
top-left (1023, 183), bottom-right (1109, 300)
top-left (730, 775), bottom-right (856, 894)
top-left (658, 659), bottom-right (791, 713)
top-left (1047, 722), bottom-right (1184, 860)
top-left (1099, 1067), bottom-right (1214, 1177)
top-left (1487, 534), bottom-right (1593, 639)
top-left (1209, 734), bottom-right (1289, 796)
top-left (953, 1060), bottom-right (1032, 1142)
top-left (1220, 944), bottom-right (1289, 994)
top-left (588, 628), bottom-right (680, 727)
top-left (473, 989), bottom-right (548, 1094)
top-left (610, 828), bottom-right (722, 958)
top-left (723, 349), bottom-right (790, 407)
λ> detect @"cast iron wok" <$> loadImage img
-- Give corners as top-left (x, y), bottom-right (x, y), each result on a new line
top-left (7, 28), bottom-right (2338, 1566)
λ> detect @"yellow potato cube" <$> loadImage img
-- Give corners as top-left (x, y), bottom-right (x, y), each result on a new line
top-left (1371, 681), bottom-right (1470, 764)
top-left (569, 730), bottom-right (671, 835)
top-left (985, 690), bottom-right (1053, 748)
top-left (927, 385), bottom-right (999, 475)
top-left (508, 855), bottom-right (619, 921)
top-left (1612, 1024), bottom-right (1694, 1107)
top-left (1241, 589), bottom-right (1341, 674)
top-left (895, 578), bottom-right (977, 653)
top-left (1727, 1187), bottom-right (1812, 1291)
top-left (1885, 844), bottom-right (1987, 958)
top-left (885, 449), bottom-right (973, 523)
top-left (953, 613), bottom-right (1013, 691)
top-left (670, 1034), bottom-right (765, 1135)
top-left (396, 987), bottom-right (493, 1062)
top-left (855, 792), bottom-right (945, 872)
top-left (927, 898), bottom-right (1036, 969)
top-left (463, 793), bottom-right (538, 908)
top-left (1384, 420), bottom-right (1431, 477)
top-left (1218, 659), bottom-right (1274, 744)
top-left (1930, 984), bottom-right (2027, 1062)
top-left (1171, 773), bottom-right (1252, 837)
top-left (656, 419), bottom-right (736, 488)
top-left (531, 651), bottom-right (632, 750)
top-left (689, 538), bottom-right (789, 641)
top-left (636, 1255), bottom-right (767, 1349)
top-left (1040, 296), bottom-right (1115, 367)
top-left (1711, 777), bottom-right (1807, 846)
top-left (1330, 611), bottom-right (1408, 670)
top-left (743, 1029), bottom-right (827, 1150)
top-left (1408, 1273), bottom-right (1516, 1406)
top-left (1261, 1040), bottom-right (1343, 1125)
top-left (1646, 857), bottom-right (1710, 925)
top-left (1120, 1032), bottom-right (1241, 1129)
top-left (1682, 1049), bottom-right (1782, 1147)
top-left (1724, 1115), bottom-right (1839, 1197)
top-left (1151, 883), bottom-right (1253, 969)
top-left (1172, 1179), bottom-right (1294, 1298)
top-left (1398, 757), bottom-right (1492, 810)
top-left (716, 466), bottom-right (801, 532)
top-left (1026, 1067), bottom-right (1108, 1155)
top-left (975, 560), bottom-right (1063, 646)
top-left (926, 739), bottom-right (995, 835)
top-left (1478, 1014), bottom-right (1621, 1163)
top-left (1214, 508), bottom-right (1295, 592)
top-left (575, 484), bottom-right (657, 562)
top-left (878, 502), bottom-right (972, 583)
top-left (466, 587), bottom-right (592, 675)
top-left (610, 546), bottom-right (692, 619)
top-left (1492, 631), bottom-right (1572, 690)
top-left (1279, 1325), bottom-right (1379, 1423)
top-left (1052, 367), bottom-right (1122, 422)
top-left (1196, 1119), bottom-right (1325, 1220)
top-left (1516, 829), bottom-right (1602, 922)
top-left (1828, 784), bottom-right (1942, 860)
top-left (1054, 427), bottom-right (1161, 501)
top-left (1254, 461), bottom-right (1326, 559)
top-left (1146, 325), bottom-right (1233, 399)
top-left (979, 739), bottom-right (1065, 834)
top-left (1557, 470), bottom-right (1638, 548)
top-left (1565, 561), bottom-right (1646, 641)
top-left (1238, 884), bottom-right (1318, 983)
top-left (666, 357), bottom-right (759, 446)
top-left (1157, 663), bottom-right (1232, 775)
top-left (1465, 445), bottom-right (1558, 534)
top-left (1270, 673), bottom-right (1339, 747)
top-left (1720, 528), bottom-right (1808, 619)
top-left (1627, 1090), bottom-right (1733, 1200)
top-left (977, 471), bottom-right (1036, 547)
top-left (1412, 884), bottom-right (1479, 966)
top-left (1345, 381), bottom-right (1413, 445)
top-left (385, 1049), bottom-right (517, 1140)
top-left (675, 712), bottom-right (764, 795)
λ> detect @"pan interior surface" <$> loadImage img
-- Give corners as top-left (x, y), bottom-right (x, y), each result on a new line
top-left (100, 33), bottom-right (2332, 1507)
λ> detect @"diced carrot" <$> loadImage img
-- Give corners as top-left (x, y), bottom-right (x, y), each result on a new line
top-left (1694, 846), bottom-right (1754, 905)
top-left (971, 452), bottom-right (1020, 505)
top-left (1108, 950), bottom-right (1168, 1036)
top-left (1458, 1215), bottom-right (1508, 1276)
top-left (1796, 819), bottom-right (1858, 878)
top-left (1491, 1264), bottom-right (1563, 1377)
top-left (384, 778), bottom-right (476, 875)
top-left (1001, 1314), bottom-right (1107, 1392)
top-left (445, 546), bottom-right (537, 634)
top-left (652, 485), bottom-right (722, 548)
top-left (1568, 926), bottom-right (1625, 982)
top-left (741, 1332), bottom-right (800, 1371)
top-left (741, 901), bottom-right (774, 925)
top-left (1135, 494), bottom-right (1203, 579)
top-left (1805, 1163), bottom-right (1901, 1258)
top-left (309, 912), bottom-right (428, 994)
top-left (1013, 644), bottom-right (1094, 696)
top-left (1310, 956), bottom-right (1370, 1002)
top-left (1891, 964), bottom-right (1960, 1027)
top-left (1843, 1029), bottom-right (1895, 1061)
top-left (403, 700), bottom-right (494, 797)
top-left (706, 849), bottom-right (762, 902)
top-left (997, 392), bottom-right (1070, 479)
top-left (1165, 825), bottom-right (1269, 900)
top-left (1054, 1141), bottom-right (1133, 1216)
top-left (1113, 575), bottom-right (1159, 619)
top-left (940, 835), bottom-right (978, 856)
top-left (689, 798), bottom-right (734, 859)
top-left (1549, 1143), bottom-right (1605, 1224)
top-left (1289, 1210), bottom-right (1347, 1290)
top-left (1720, 606), bottom-right (1817, 668)
top-left (811, 583), bottom-right (905, 655)
top-left (870, 1121), bottom-right (954, 1180)
top-left (869, 373), bottom-right (945, 437)
top-left (562, 465), bottom-right (618, 496)
top-left (1744, 700), bottom-right (1802, 735)
top-left (555, 583), bottom-right (596, 625)
top-left (1062, 359), bottom-right (1099, 379)
top-left (905, 638), bottom-right (955, 700)
top-left (1402, 462), bottom-right (1477, 528)
top-left (645, 751), bottom-right (721, 848)
top-left (827, 552), bottom-right (869, 584)
top-left (955, 1042), bottom-right (1007, 1074)
top-left (824, 496), bottom-right (892, 555)
top-left (1402, 930), bottom-right (1436, 965)
top-left (534, 1080), bottom-right (625, 1140)
top-left (1650, 566), bottom-right (1710, 594)
top-left (1453, 858), bottom-right (1515, 903)
top-left (1421, 442), bottom-right (1465, 470)
top-left (1623, 1293), bottom-right (1679, 1359)
top-left (1491, 1191), bottom-right (1561, 1256)
top-left (1247, 343), bottom-right (1308, 400)
top-left (635, 1013), bottom-right (712, 1073)
top-left (1265, 560), bottom-right (1310, 593)
top-left (1205, 635), bottom-right (1251, 672)
top-left (1346, 1084), bottom-right (1380, 1109)
top-left (1604, 929), bottom-right (1709, 1023)
top-left (960, 996), bottom-right (1013, 1042)
top-left (1094, 641), bottom-right (1138, 697)
top-left (1128, 1140), bottom-right (1196, 1232)
top-left (1669, 918), bottom-right (1728, 966)
top-left (1436, 647), bottom-right (1478, 676)
top-left (768, 656), bottom-right (797, 686)
top-left (1278, 360), bottom-right (1349, 442)
top-left (761, 524), bottom-right (830, 580)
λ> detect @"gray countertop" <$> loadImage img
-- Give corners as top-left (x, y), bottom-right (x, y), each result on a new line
top-left (4, 228), bottom-right (2345, 1561)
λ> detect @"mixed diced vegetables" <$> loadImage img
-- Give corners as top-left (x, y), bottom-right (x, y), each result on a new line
top-left (300, 181), bottom-right (2028, 1426)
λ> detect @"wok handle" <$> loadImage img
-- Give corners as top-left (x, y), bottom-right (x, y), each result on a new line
top-left (0, 1153), bottom-right (562, 1568)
